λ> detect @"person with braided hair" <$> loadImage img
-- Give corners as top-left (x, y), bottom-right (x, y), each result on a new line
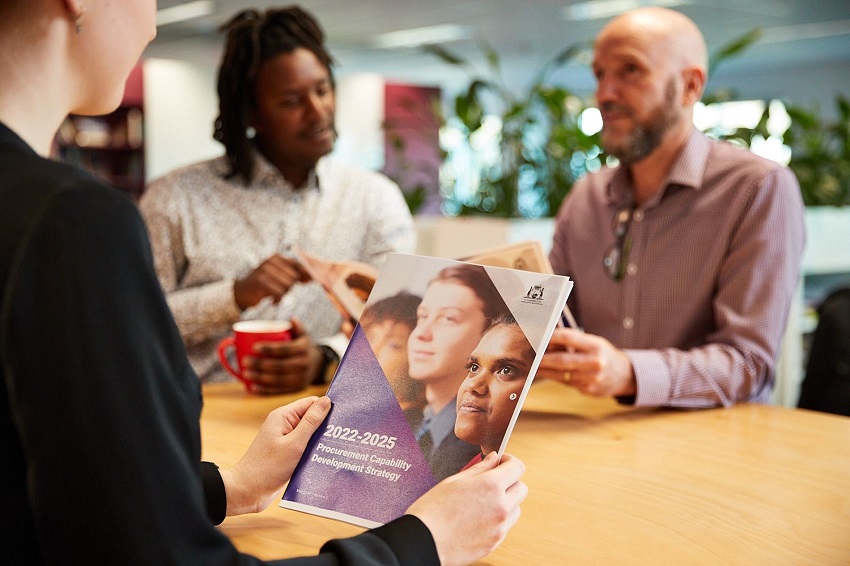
top-left (140, 6), bottom-right (415, 392)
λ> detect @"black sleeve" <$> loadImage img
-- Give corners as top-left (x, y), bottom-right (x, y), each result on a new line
top-left (5, 180), bottom-right (439, 565)
top-left (6, 184), bottom-right (243, 563)
top-left (202, 461), bottom-right (228, 525)
top-left (314, 515), bottom-right (438, 566)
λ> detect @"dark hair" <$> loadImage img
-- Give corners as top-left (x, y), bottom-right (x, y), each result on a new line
top-left (486, 313), bottom-right (535, 357)
top-left (345, 273), bottom-right (376, 296)
top-left (361, 291), bottom-right (422, 330)
top-left (214, 6), bottom-right (335, 184)
top-left (429, 264), bottom-right (511, 330)
top-left (491, 313), bottom-right (517, 327)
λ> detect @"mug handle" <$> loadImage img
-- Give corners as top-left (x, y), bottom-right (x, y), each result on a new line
top-left (217, 337), bottom-right (246, 384)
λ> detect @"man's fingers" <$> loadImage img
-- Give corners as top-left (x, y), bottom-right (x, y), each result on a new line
top-left (250, 380), bottom-right (308, 394)
top-left (547, 327), bottom-right (584, 348)
top-left (250, 256), bottom-right (307, 300)
top-left (250, 325), bottom-right (309, 355)
top-left (289, 317), bottom-right (307, 337)
top-left (264, 263), bottom-right (302, 288)
top-left (250, 340), bottom-right (301, 357)
top-left (253, 273), bottom-right (289, 302)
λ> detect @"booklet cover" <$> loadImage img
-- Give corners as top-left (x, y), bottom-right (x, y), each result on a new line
top-left (295, 240), bottom-right (576, 328)
top-left (462, 240), bottom-right (579, 329)
top-left (280, 253), bottom-right (572, 528)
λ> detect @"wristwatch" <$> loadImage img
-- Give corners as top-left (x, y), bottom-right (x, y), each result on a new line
top-left (316, 344), bottom-right (340, 384)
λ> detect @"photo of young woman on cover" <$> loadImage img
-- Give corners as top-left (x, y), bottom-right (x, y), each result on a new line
top-left (455, 314), bottom-right (536, 469)
top-left (404, 264), bottom-right (511, 481)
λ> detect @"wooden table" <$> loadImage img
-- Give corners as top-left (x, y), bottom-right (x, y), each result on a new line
top-left (201, 380), bottom-right (850, 565)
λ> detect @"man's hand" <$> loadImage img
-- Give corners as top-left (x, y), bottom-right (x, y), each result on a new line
top-left (234, 254), bottom-right (309, 310)
top-left (240, 318), bottom-right (322, 394)
top-left (538, 328), bottom-right (636, 397)
top-left (406, 452), bottom-right (527, 566)
top-left (219, 395), bottom-right (331, 516)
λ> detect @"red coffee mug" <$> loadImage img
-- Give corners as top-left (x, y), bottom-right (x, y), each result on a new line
top-left (217, 320), bottom-right (293, 391)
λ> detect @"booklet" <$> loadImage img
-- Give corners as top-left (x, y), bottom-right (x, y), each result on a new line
top-left (460, 239), bottom-right (554, 274)
top-left (462, 240), bottom-right (579, 329)
top-left (297, 240), bottom-right (552, 321)
top-left (280, 253), bottom-right (572, 528)
top-left (295, 247), bottom-right (379, 324)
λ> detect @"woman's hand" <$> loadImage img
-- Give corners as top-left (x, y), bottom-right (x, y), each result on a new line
top-left (406, 452), bottom-right (528, 566)
top-left (219, 395), bottom-right (331, 516)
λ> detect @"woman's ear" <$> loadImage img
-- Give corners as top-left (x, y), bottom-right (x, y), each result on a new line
top-left (62, 0), bottom-right (84, 31)
top-left (63, 0), bottom-right (83, 18)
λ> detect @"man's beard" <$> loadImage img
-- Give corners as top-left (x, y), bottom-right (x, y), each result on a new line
top-left (600, 78), bottom-right (679, 165)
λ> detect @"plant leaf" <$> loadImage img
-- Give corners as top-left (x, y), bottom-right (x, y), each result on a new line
top-left (708, 28), bottom-right (762, 76)
top-left (482, 41), bottom-right (500, 74)
top-left (421, 44), bottom-right (467, 67)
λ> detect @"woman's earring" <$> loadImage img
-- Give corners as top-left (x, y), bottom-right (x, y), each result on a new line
top-left (509, 393), bottom-right (517, 401)
top-left (246, 126), bottom-right (256, 139)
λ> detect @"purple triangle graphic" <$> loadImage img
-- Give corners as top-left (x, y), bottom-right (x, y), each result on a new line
top-left (283, 326), bottom-right (436, 524)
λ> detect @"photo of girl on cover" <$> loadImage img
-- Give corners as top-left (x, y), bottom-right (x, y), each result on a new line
top-left (455, 314), bottom-right (536, 470)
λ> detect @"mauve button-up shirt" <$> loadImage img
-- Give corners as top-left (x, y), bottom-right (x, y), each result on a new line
top-left (550, 129), bottom-right (806, 408)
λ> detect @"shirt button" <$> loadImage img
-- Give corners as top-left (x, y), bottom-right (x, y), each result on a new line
top-left (633, 210), bottom-right (644, 222)
top-left (627, 263), bottom-right (637, 275)
top-left (623, 317), bottom-right (634, 329)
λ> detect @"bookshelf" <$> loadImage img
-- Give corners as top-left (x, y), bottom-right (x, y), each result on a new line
top-left (54, 64), bottom-right (145, 199)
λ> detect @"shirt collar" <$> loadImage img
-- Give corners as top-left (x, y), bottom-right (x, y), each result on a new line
top-left (0, 121), bottom-right (35, 153)
top-left (251, 150), bottom-right (322, 192)
top-left (666, 128), bottom-right (709, 191)
top-left (421, 397), bottom-right (459, 448)
top-left (606, 128), bottom-right (708, 208)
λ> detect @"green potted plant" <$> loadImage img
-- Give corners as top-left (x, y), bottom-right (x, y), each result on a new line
top-left (425, 28), bottom-right (772, 219)
top-left (424, 40), bottom-right (600, 218)
top-left (784, 95), bottom-right (850, 207)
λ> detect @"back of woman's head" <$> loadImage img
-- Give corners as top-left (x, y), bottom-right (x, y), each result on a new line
top-left (214, 6), bottom-right (335, 183)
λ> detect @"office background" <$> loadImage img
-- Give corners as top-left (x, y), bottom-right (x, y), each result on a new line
top-left (72, 0), bottom-right (850, 405)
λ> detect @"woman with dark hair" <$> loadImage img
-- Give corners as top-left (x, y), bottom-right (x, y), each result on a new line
top-left (456, 315), bottom-right (536, 469)
top-left (0, 2), bottom-right (525, 563)
top-left (406, 263), bottom-right (512, 481)
top-left (140, 6), bottom-right (414, 391)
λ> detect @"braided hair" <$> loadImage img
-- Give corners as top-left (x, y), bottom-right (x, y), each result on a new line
top-left (214, 6), bottom-right (335, 184)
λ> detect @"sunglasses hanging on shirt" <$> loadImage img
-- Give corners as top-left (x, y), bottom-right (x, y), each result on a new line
top-left (603, 205), bottom-right (635, 281)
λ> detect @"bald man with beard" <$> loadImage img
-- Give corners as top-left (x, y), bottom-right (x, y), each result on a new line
top-left (539, 7), bottom-right (806, 409)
